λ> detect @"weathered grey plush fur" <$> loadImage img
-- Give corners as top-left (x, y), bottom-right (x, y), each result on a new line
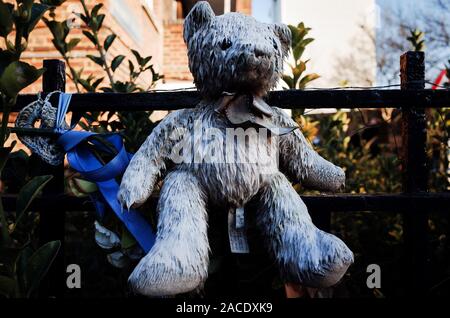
top-left (184, 2), bottom-right (290, 99)
top-left (119, 1), bottom-right (353, 296)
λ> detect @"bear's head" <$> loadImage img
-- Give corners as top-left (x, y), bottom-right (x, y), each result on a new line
top-left (183, 1), bottom-right (291, 99)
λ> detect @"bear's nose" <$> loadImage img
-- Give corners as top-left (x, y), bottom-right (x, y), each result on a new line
top-left (254, 47), bottom-right (269, 58)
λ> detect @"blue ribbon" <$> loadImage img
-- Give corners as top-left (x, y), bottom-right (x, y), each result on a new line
top-left (55, 93), bottom-right (72, 133)
top-left (54, 93), bottom-right (155, 253)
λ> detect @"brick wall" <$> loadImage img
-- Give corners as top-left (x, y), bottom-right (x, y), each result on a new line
top-left (162, 21), bottom-right (192, 82)
top-left (236, 0), bottom-right (252, 15)
top-left (20, 0), bottom-right (165, 93)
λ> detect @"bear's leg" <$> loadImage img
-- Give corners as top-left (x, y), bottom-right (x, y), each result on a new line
top-left (256, 172), bottom-right (354, 288)
top-left (128, 171), bottom-right (209, 296)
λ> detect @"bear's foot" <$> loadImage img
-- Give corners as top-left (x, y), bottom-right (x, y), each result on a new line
top-left (129, 170), bottom-right (209, 297)
top-left (128, 244), bottom-right (208, 296)
top-left (257, 172), bottom-right (353, 288)
top-left (281, 226), bottom-right (354, 288)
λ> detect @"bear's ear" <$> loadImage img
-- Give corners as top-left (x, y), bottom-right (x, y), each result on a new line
top-left (273, 23), bottom-right (291, 56)
top-left (183, 1), bottom-right (215, 43)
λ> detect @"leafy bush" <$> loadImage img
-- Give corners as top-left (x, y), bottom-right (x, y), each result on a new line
top-left (0, 0), bottom-right (64, 298)
top-left (281, 22), bottom-right (319, 119)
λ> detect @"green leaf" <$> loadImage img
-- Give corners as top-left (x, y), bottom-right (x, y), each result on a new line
top-left (128, 60), bottom-right (135, 75)
top-left (0, 145), bottom-right (14, 173)
top-left (5, 39), bottom-right (14, 52)
top-left (16, 175), bottom-right (53, 224)
top-left (298, 73), bottom-right (320, 88)
top-left (19, 0), bottom-right (34, 12)
top-left (82, 30), bottom-right (97, 45)
top-left (0, 61), bottom-right (46, 98)
top-left (45, 19), bottom-right (68, 54)
top-left (66, 38), bottom-right (81, 52)
top-left (103, 34), bottom-right (116, 52)
top-left (0, 275), bottom-right (16, 298)
top-left (91, 3), bottom-right (103, 17)
top-left (96, 14), bottom-right (105, 30)
top-left (77, 13), bottom-right (89, 26)
top-left (111, 55), bottom-right (125, 72)
top-left (0, 49), bottom-right (14, 77)
top-left (293, 61), bottom-right (306, 81)
top-left (70, 177), bottom-right (98, 197)
top-left (300, 37), bottom-right (314, 47)
top-left (152, 71), bottom-right (162, 83)
top-left (121, 228), bottom-right (137, 249)
top-left (288, 22), bottom-right (313, 62)
top-left (25, 240), bottom-right (61, 297)
top-left (78, 79), bottom-right (94, 92)
top-left (92, 77), bottom-right (104, 89)
top-left (44, 19), bottom-right (66, 41)
top-left (131, 49), bottom-right (143, 65)
top-left (281, 74), bottom-right (294, 89)
top-left (142, 56), bottom-right (152, 67)
top-left (288, 25), bottom-right (300, 47)
top-left (23, 3), bottom-right (51, 39)
top-left (0, 1), bottom-right (13, 37)
top-left (292, 45), bottom-right (305, 62)
top-left (87, 54), bottom-right (104, 66)
top-left (16, 245), bottom-right (33, 294)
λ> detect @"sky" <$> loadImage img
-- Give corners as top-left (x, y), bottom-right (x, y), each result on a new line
top-left (377, 0), bottom-right (428, 16)
top-left (376, 0), bottom-right (450, 83)
top-left (376, 0), bottom-right (435, 30)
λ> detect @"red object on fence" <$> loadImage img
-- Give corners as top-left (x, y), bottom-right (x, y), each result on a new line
top-left (432, 69), bottom-right (447, 90)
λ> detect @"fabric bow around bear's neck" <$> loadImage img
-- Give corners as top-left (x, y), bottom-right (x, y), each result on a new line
top-left (215, 92), bottom-right (297, 136)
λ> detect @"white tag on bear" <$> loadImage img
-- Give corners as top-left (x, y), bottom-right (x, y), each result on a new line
top-left (235, 207), bottom-right (245, 229)
top-left (228, 208), bottom-right (249, 254)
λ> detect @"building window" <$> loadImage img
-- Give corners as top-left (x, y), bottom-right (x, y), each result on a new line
top-left (178, 0), bottom-right (237, 18)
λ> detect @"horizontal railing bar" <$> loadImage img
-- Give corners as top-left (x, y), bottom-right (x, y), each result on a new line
top-left (9, 127), bottom-right (57, 136)
top-left (2, 192), bottom-right (449, 213)
top-left (13, 89), bottom-right (450, 112)
top-left (303, 192), bottom-right (450, 212)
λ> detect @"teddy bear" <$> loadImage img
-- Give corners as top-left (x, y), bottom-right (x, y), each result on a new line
top-left (118, 1), bottom-right (353, 297)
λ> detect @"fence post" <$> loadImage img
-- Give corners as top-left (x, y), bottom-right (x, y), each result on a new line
top-left (311, 210), bottom-right (331, 232)
top-left (400, 51), bottom-right (429, 294)
top-left (38, 59), bottom-right (66, 297)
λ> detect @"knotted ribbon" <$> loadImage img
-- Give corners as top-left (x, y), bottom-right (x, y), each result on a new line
top-left (54, 92), bottom-right (155, 253)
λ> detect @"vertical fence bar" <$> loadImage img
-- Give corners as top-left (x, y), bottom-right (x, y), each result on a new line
top-left (400, 51), bottom-right (429, 294)
top-left (311, 210), bottom-right (331, 232)
top-left (39, 59), bottom-right (66, 297)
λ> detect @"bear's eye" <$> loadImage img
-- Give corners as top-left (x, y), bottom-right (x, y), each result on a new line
top-left (220, 38), bottom-right (232, 50)
top-left (273, 39), bottom-right (278, 50)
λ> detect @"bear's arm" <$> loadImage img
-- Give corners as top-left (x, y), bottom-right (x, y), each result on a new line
top-left (118, 109), bottom-right (190, 209)
top-left (272, 107), bottom-right (345, 192)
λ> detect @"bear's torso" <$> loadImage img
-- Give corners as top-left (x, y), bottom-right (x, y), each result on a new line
top-left (173, 104), bottom-right (280, 208)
